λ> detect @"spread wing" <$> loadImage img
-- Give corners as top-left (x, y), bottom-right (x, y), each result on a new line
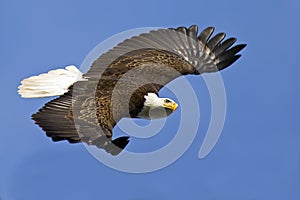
top-left (80, 25), bottom-right (246, 123)
top-left (84, 25), bottom-right (246, 80)
top-left (32, 25), bottom-right (246, 155)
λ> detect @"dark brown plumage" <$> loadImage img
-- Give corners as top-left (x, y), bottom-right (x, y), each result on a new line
top-left (31, 25), bottom-right (246, 155)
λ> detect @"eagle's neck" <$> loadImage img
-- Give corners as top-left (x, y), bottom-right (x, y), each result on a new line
top-left (137, 93), bottom-right (172, 119)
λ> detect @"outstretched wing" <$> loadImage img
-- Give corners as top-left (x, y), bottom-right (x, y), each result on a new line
top-left (78, 25), bottom-right (246, 122)
top-left (32, 85), bottom-right (129, 155)
top-left (84, 25), bottom-right (246, 80)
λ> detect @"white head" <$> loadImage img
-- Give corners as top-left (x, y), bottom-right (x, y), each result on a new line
top-left (137, 93), bottom-right (178, 119)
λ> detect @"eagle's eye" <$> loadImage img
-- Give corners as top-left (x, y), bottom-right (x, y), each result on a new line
top-left (164, 99), bottom-right (171, 103)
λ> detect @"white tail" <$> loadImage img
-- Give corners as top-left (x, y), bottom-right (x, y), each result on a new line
top-left (18, 65), bottom-right (85, 98)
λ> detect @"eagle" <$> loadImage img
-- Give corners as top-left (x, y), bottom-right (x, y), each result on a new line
top-left (18, 25), bottom-right (246, 155)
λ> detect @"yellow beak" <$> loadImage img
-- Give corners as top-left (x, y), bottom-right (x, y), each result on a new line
top-left (164, 102), bottom-right (178, 111)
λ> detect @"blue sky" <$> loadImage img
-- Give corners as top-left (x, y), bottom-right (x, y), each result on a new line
top-left (1, 0), bottom-right (300, 199)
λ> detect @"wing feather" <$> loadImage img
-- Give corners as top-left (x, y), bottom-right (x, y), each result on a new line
top-left (207, 32), bottom-right (226, 51)
top-left (197, 27), bottom-right (214, 49)
top-left (84, 25), bottom-right (246, 79)
top-left (213, 37), bottom-right (237, 57)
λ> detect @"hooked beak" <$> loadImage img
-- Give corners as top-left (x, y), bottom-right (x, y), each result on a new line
top-left (164, 102), bottom-right (178, 111)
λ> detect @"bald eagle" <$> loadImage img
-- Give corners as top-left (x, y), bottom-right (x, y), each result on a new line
top-left (18, 25), bottom-right (246, 155)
